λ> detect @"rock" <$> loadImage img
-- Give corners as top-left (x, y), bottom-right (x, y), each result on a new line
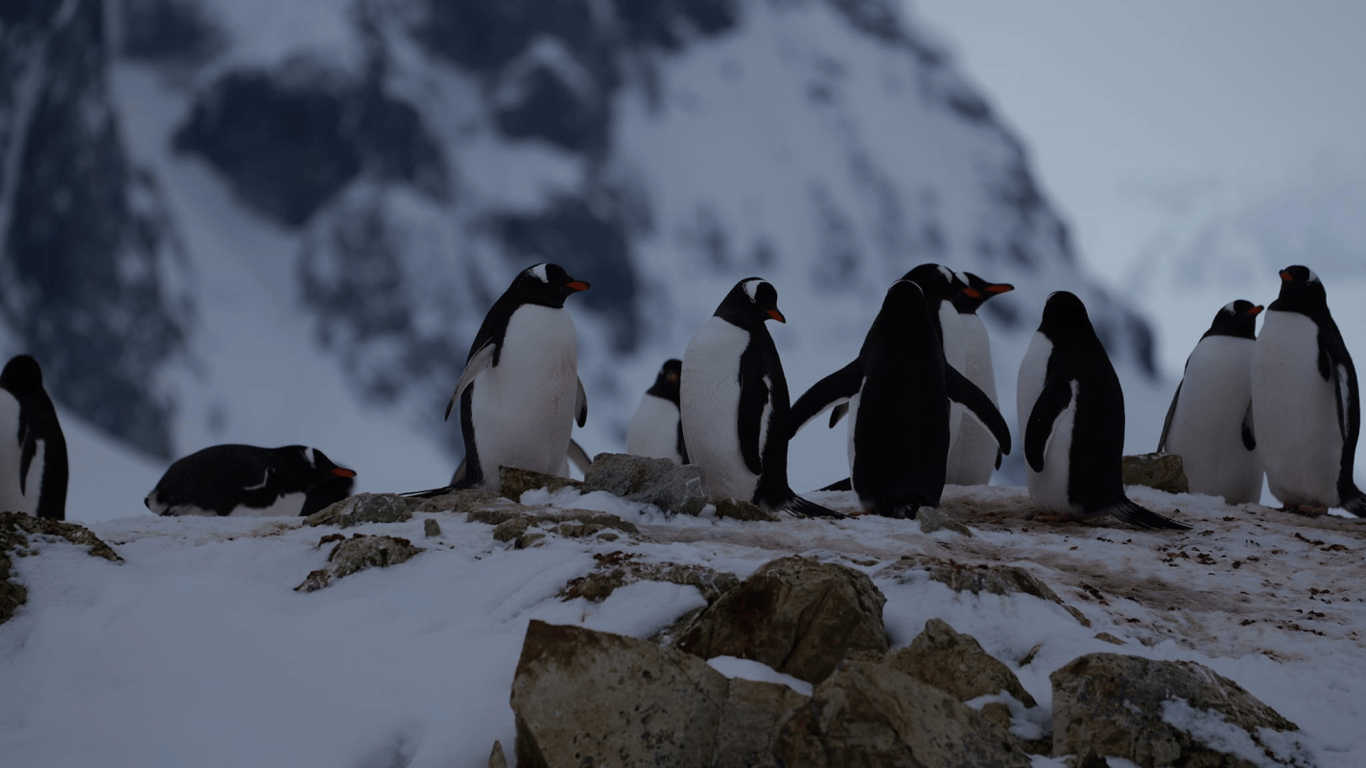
top-left (488, 510), bottom-right (641, 549)
top-left (715, 498), bottom-right (779, 521)
top-left (1122, 453), bottom-right (1189, 494)
top-left (295, 534), bottom-right (424, 592)
top-left (413, 489), bottom-right (504, 515)
top-left (303, 493), bottom-right (414, 528)
top-left (713, 678), bottom-right (810, 767)
top-left (881, 559), bottom-right (1091, 628)
top-left (676, 556), bottom-right (890, 684)
top-left (558, 551), bottom-right (739, 603)
top-left (511, 620), bottom-right (729, 767)
top-left (886, 618), bottom-right (1037, 708)
top-left (773, 661), bottom-right (1032, 768)
top-left (423, 518), bottom-right (441, 537)
top-left (918, 507), bottom-right (973, 536)
top-left (581, 452), bottom-right (709, 516)
top-left (1, 513), bottom-right (122, 625)
top-left (488, 740), bottom-right (507, 768)
top-left (499, 467), bottom-right (584, 502)
top-left (1051, 652), bottom-right (1312, 767)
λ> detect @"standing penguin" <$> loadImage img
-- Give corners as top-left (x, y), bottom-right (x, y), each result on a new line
top-left (1158, 300), bottom-right (1264, 504)
top-left (626, 359), bottom-right (688, 464)
top-left (1016, 292), bottom-right (1190, 530)
top-left (681, 278), bottom-right (842, 518)
top-left (0, 355), bottom-right (68, 520)
top-left (442, 263), bottom-right (590, 492)
top-left (1250, 266), bottom-right (1365, 516)
top-left (145, 444), bottom-right (357, 517)
top-left (945, 272), bottom-right (1015, 485)
top-left (790, 280), bottom-right (1011, 518)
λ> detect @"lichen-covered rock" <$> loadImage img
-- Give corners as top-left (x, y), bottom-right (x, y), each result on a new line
top-left (413, 489), bottom-right (504, 515)
top-left (676, 556), bottom-right (890, 684)
top-left (886, 618), bottom-right (1037, 709)
top-left (499, 467), bottom-right (584, 502)
top-left (1051, 653), bottom-right (1313, 767)
top-left (581, 452), bottom-right (709, 516)
top-left (774, 661), bottom-right (1032, 768)
top-left (295, 534), bottom-right (424, 592)
top-left (715, 498), bottom-right (779, 521)
top-left (486, 510), bottom-right (641, 549)
top-left (880, 558), bottom-right (1090, 628)
top-left (422, 518), bottom-right (441, 537)
top-left (304, 493), bottom-right (414, 528)
top-left (1, 513), bottom-right (122, 625)
top-left (1122, 453), bottom-right (1189, 494)
top-left (558, 551), bottom-right (739, 603)
top-left (917, 507), bottom-right (973, 536)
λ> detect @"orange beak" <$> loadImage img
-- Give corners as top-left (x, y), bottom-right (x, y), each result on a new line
top-left (332, 468), bottom-right (357, 478)
top-left (767, 309), bottom-right (786, 323)
top-left (963, 288), bottom-right (983, 299)
top-left (1280, 271), bottom-right (1293, 282)
top-left (565, 281), bottom-right (591, 292)
top-left (988, 283), bottom-right (1015, 294)
top-left (1248, 305), bottom-right (1264, 316)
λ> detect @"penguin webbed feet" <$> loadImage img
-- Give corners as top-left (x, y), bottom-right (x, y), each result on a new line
top-left (783, 495), bottom-right (848, 520)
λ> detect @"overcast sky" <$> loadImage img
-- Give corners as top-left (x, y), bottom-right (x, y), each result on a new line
top-left (909, 0), bottom-right (1366, 287)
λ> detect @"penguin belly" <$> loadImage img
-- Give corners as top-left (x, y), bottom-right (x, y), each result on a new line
top-left (1252, 313), bottom-right (1344, 506)
top-left (1165, 337), bottom-right (1262, 504)
top-left (946, 316), bottom-right (998, 485)
top-left (1017, 334), bottom-right (1080, 514)
top-left (471, 306), bottom-right (579, 480)
top-left (626, 394), bottom-right (683, 463)
top-left (0, 394), bottom-right (37, 515)
top-left (682, 318), bottom-right (759, 503)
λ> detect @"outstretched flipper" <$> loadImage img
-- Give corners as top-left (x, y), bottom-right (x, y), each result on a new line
top-left (1025, 378), bottom-right (1074, 473)
top-left (945, 366), bottom-right (1012, 456)
top-left (790, 360), bottom-right (862, 435)
top-left (445, 340), bottom-right (497, 420)
top-left (1103, 499), bottom-right (1192, 531)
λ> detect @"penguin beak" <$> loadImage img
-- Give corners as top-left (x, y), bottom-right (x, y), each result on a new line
top-left (332, 467), bottom-right (357, 478)
top-left (1248, 305), bottom-right (1264, 316)
top-left (766, 308), bottom-right (786, 323)
top-left (565, 281), bottom-right (591, 292)
top-left (962, 288), bottom-right (982, 299)
top-left (1280, 270), bottom-right (1293, 282)
top-left (988, 283), bottom-right (1014, 294)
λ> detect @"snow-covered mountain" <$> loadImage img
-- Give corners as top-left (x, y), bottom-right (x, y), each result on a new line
top-left (2, 0), bottom-right (1163, 519)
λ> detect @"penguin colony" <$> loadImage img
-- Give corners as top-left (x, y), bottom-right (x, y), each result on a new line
top-left (8, 262), bottom-right (1364, 528)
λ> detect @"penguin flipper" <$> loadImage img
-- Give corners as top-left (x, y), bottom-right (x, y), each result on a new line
top-left (945, 366), bottom-right (1012, 455)
top-left (829, 403), bottom-right (848, 429)
top-left (1241, 402), bottom-right (1256, 451)
top-left (446, 341), bottom-right (497, 421)
top-left (790, 360), bottom-right (861, 434)
top-left (17, 414), bottom-right (36, 496)
top-left (1103, 499), bottom-right (1192, 531)
top-left (1157, 380), bottom-right (1183, 453)
top-left (1025, 378), bottom-right (1074, 473)
top-left (737, 364), bottom-right (772, 477)
top-left (567, 439), bottom-right (592, 474)
top-left (783, 494), bottom-right (847, 519)
top-left (576, 377), bottom-right (588, 428)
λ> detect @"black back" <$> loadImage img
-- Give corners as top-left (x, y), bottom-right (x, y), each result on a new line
top-left (0, 354), bottom-right (67, 520)
top-left (149, 444), bottom-right (356, 516)
top-left (458, 263), bottom-right (589, 489)
top-left (950, 272), bottom-right (1015, 315)
top-left (646, 358), bottom-right (687, 464)
top-left (1202, 300), bottom-right (1262, 341)
top-left (899, 264), bottom-right (962, 348)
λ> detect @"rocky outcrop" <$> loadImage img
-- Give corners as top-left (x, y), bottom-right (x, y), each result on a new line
top-left (675, 556), bottom-right (889, 684)
top-left (498, 468), bottom-right (585, 502)
top-left (888, 618), bottom-right (1037, 707)
top-left (1, 513), bottom-right (122, 624)
top-left (1051, 653), bottom-right (1313, 767)
top-left (558, 550), bottom-right (738, 603)
top-left (295, 534), bottom-right (424, 592)
top-left (304, 492), bottom-right (413, 528)
top-left (880, 558), bottom-right (1091, 627)
top-left (471, 508), bottom-right (641, 549)
top-left (1123, 453), bottom-right (1189, 494)
top-left (581, 453), bottom-right (709, 516)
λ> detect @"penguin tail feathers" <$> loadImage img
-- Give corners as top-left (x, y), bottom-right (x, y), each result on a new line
top-left (1106, 499), bottom-right (1192, 531)
top-left (782, 495), bottom-right (847, 519)
top-left (401, 481), bottom-right (474, 499)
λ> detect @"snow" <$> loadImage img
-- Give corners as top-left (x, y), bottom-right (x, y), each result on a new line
top-left (3, 484), bottom-right (1364, 767)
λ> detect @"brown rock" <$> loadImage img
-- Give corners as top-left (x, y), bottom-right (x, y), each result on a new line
top-left (558, 551), bottom-right (739, 603)
top-left (498, 467), bottom-right (584, 502)
top-left (1, 513), bottom-right (122, 625)
top-left (1122, 453), bottom-right (1189, 494)
top-left (881, 559), bottom-right (1091, 628)
top-left (714, 678), bottom-right (809, 767)
top-left (886, 618), bottom-right (1037, 708)
top-left (303, 492), bottom-right (414, 528)
top-left (295, 534), bottom-right (424, 592)
top-left (675, 556), bottom-right (889, 684)
top-left (413, 488), bottom-right (503, 515)
top-left (918, 507), bottom-right (973, 536)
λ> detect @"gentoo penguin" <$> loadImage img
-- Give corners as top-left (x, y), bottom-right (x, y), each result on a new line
top-left (945, 272), bottom-right (1014, 485)
top-left (681, 278), bottom-right (842, 518)
top-left (299, 473), bottom-right (356, 517)
top-left (443, 263), bottom-right (589, 492)
top-left (790, 280), bottom-right (1011, 518)
top-left (1158, 300), bottom-right (1264, 504)
top-left (1250, 266), bottom-right (1365, 516)
top-left (626, 359), bottom-right (688, 464)
top-left (448, 439), bottom-right (593, 485)
top-left (1016, 291), bottom-right (1190, 530)
top-left (145, 445), bottom-right (357, 517)
top-left (0, 355), bottom-right (68, 520)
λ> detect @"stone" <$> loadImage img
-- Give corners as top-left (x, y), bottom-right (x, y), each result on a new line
top-left (581, 452), bottom-right (709, 516)
top-left (413, 489), bottom-right (503, 515)
top-left (715, 498), bottom-right (779, 521)
top-left (881, 559), bottom-right (1090, 628)
top-left (511, 620), bottom-right (729, 768)
top-left (773, 661), bottom-right (1032, 768)
top-left (295, 534), bottom-right (424, 592)
top-left (489, 510), bottom-right (641, 549)
top-left (917, 507), bottom-right (973, 536)
top-left (1051, 652), bottom-right (1312, 767)
top-left (558, 550), bottom-right (740, 603)
top-left (488, 740), bottom-right (507, 768)
top-left (885, 618), bottom-right (1037, 708)
top-left (1122, 453), bottom-right (1189, 494)
top-left (1, 513), bottom-right (122, 625)
top-left (423, 518), bottom-right (441, 537)
top-left (499, 467), bottom-right (584, 502)
top-left (713, 678), bottom-right (810, 767)
top-left (303, 492), bottom-right (413, 528)
top-left (676, 556), bottom-right (890, 684)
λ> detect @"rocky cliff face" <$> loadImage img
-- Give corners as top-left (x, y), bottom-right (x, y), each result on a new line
top-left (0, 0), bottom-right (1156, 473)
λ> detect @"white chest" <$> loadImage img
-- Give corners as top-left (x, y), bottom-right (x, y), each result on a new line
top-left (0, 394), bottom-right (38, 515)
top-left (1165, 336), bottom-right (1261, 503)
top-left (626, 394), bottom-right (683, 463)
top-left (681, 318), bottom-right (758, 501)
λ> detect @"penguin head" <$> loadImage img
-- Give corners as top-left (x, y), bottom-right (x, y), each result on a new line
top-left (277, 446), bottom-right (358, 489)
top-left (647, 359), bottom-right (684, 403)
top-left (0, 354), bottom-right (45, 394)
top-left (514, 263), bottom-right (591, 308)
top-left (1038, 291), bottom-right (1098, 342)
top-left (717, 278), bottom-right (785, 326)
top-left (899, 264), bottom-right (961, 304)
top-left (1205, 300), bottom-right (1263, 340)
top-left (1274, 265), bottom-right (1327, 312)
top-left (952, 272), bottom-right (1015, 314)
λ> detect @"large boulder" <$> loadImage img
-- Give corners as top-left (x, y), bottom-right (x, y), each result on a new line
top-left (1051, 653), bottom-right (1313, 767)
top-left (675, 556), bottom-right (890, 684)
top-left (1122, 453), bottom-right (1189, 494)
top-left (581, 453), bottom-right (709, 516)
top-left (1, 513), bottom-right (122, 625)
top-left (887, 618), bottom-right (1037, 708)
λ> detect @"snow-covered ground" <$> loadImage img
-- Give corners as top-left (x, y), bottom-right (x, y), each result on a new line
top-left (3, 485), bottom-right (1363, 767)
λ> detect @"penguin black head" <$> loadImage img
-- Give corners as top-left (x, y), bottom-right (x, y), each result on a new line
top-left (717, 278), bottom-right (785, 327)
top-left (277, 446), bottom-right (358, 489)
top-left (0, 354), bottom-right (45, 393)
top-left (952, 272), bottom-right (1015, 314)
top-left (1273, 265), bottom-right (1328, 314)
top-left (1204, 300), bottom-right (1263, 340)
top-left (513, 263), bottom-right (591, 308)
top-left (1038, 291), bottom-right (1097, 342)
top-left (900, 264), bottom-right (962, 303)
top-left (646, 359), bottom-right (684, 403)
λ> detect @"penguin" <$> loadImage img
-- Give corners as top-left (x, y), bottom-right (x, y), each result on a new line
top-left (441, 263), bottom-right (589, 492)
top-left (945, 272), bottom-right (1015, 485)
top-left (790, 280), bottom-right (1011, 518)
top-left (145, 445), bottom-right (358, 517)
top-left (448, 439), bottom-right (593, 486)
top-left (681, 278), bottom-right (843, 518)
top-left (625, 359), bottom-right (688, 465)
top-left (1250, 266), bottom-right (1365, 516)
top-left (0, 355), bottom-right (68, 520)
top-left (1157, 300), bottom-right (1264, 504)
top-left (299, 473), bottom-right (357, 517)
top-left (1016, 291), bottom-right (1190, 530)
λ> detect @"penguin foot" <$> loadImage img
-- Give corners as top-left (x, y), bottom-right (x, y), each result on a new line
top-left (783, 495), bottom-right (848, 519)
top-left (1105, 499), bottom-right (1192, 531)
top-left (1279, 504), bottom-right (1328, 517)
